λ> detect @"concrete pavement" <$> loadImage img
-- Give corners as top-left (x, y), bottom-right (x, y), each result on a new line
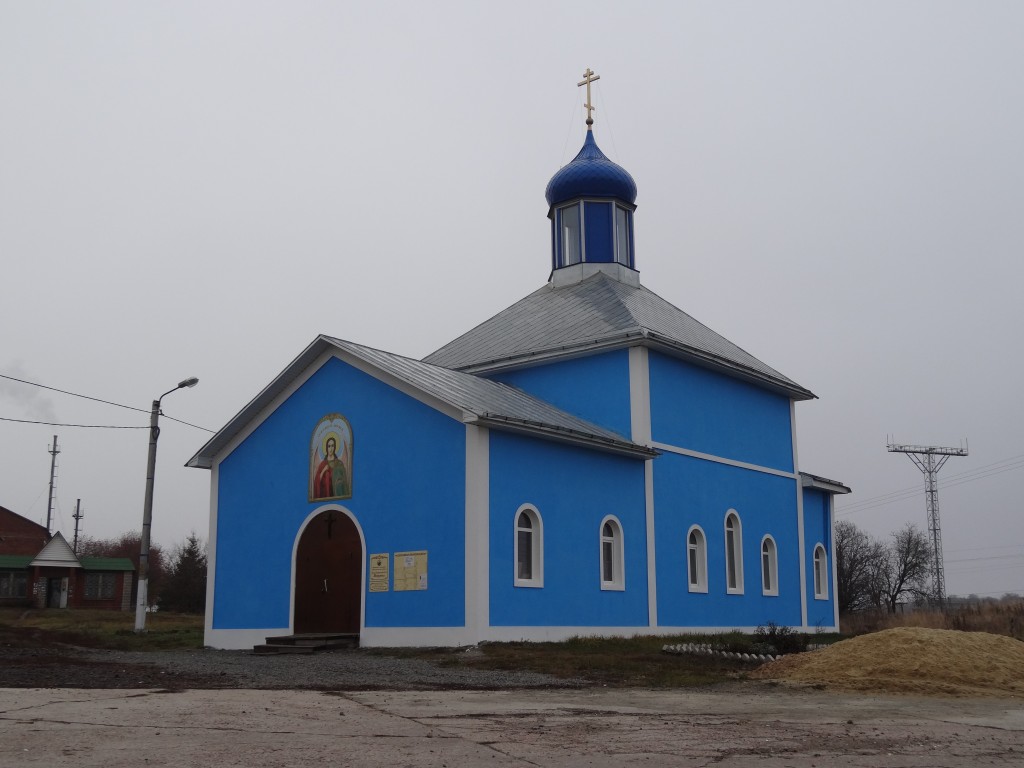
top-left (2, 686), bottom-right (1022, 766)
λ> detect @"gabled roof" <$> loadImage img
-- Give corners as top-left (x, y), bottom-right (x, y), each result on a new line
top-left (30, 532), bottom-right (80, 568)
top-left (423, 272), bottom-right (814, 400)
top-left (188, 335), bottom-right (656, 470)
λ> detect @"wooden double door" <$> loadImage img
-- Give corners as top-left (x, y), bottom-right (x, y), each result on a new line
top-left (294, 511), bottom-right (362, 634)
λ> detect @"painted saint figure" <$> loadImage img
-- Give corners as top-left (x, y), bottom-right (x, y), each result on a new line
top-left (314, 436), bottom-right (350, 499)
top-left (309, 415), bottom-right (353, 501)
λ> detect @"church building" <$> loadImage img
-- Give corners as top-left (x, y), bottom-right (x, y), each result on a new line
top-left (189, 73), bottom-right (849, 649)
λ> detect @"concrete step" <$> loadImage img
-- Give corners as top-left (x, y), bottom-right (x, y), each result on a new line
top-left (253, 633), bottom-right (359, 654)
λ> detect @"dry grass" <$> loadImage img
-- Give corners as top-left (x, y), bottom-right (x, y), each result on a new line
top-left (752, 627), bottom-right (1024, 697)
top-left (842, 600), bottom-right (1024, 640)
top-left (0, 607), bottom-right (204, 650)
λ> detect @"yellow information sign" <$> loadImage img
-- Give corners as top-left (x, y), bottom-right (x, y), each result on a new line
top-left (394, 550), bottom-right (428, 591)
top-left (369, 552), bottom-right (390, 592)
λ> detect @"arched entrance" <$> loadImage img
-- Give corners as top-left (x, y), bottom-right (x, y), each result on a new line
top-left (293, 510), bottom-right (362, 634)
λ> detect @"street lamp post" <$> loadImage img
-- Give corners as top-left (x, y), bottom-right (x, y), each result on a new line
top-left (135, 376), bottom-right (199, 633)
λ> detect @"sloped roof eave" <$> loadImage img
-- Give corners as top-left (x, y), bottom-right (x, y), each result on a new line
top-left (188, 335), bottom-right (653, 469)
top-left (469, 414), bottom-right (658, 459)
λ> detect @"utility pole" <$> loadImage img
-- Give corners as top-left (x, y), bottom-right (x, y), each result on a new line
top-left (46, 435), bottom-right (60, 535)
top-left (887, 440), bottom-right (968, 606)
top-left (72, 499), bottom-right (84, 554)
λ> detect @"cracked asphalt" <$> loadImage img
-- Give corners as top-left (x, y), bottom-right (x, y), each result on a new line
top-left (3, 686), bottom-right (1023, 766)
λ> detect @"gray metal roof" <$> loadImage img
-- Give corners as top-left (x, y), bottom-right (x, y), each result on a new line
top-left (322, 337), bottom-right (654, 457)
top-left (188, 335), bottom-right (655, 469)
top-left (799, 472), bottom-right (852, 495)
top-left (423, 272), bottom-right (814, 400)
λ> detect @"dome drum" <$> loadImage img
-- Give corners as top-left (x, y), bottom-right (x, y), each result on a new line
top-left (546, 131), bottom-right (638, 275)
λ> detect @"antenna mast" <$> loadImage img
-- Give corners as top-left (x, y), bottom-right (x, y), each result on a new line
top-left (887, 439), bottom-right (968, 605)
top-left (73, 499), bottom-right (84, 554)
top-left (46, 435), bottom-right (60, 536)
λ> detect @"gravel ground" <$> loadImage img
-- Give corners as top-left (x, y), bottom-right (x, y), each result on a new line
top-left (0, 645), bottom-right (579, 690)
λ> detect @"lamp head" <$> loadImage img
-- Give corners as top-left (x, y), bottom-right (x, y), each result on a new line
top-left (178, 377), bottom-right (199, 389)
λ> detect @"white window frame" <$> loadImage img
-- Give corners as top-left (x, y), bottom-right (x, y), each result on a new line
top-left (761, 535), bottom-right (779, 596)
top-left (599, 515), bottom-right (625, 591)
top-left (513, 504), bottom-right (543, 588)
top-left (813, 543), bottom-right (828, 600)
top-left (614, 204), bottom-right (631, 267)
top-left (686, 525), bottom-right (708, 593)
top-left (724, 510), bottom-right (744, 594)
top-left (557, 203), bottom-right (583, 267)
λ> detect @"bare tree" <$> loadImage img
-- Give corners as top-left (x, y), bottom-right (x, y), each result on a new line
top-left (877, 523), bottom-right (933, 613)
top-left (78, 531), bottom-right (166, 601)
top-left (835, 520), bottom-right (884, 614)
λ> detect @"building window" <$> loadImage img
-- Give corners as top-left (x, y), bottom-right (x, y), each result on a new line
top-left (514, 505), bottom-right (543, 587)
top-left (724, 511), bottom-right (744, 594)
top-left (600, 516), bottom-right (624, 590)
top-left (761, 536), bottom-right (778, 596)
top-left (686, 526), bottom-right (708, 593)
top-left (0, 570), bottom-right (28, 598)
top-left (558, 203), bottom-right (582, 266)
top-left (614, 205), bottom-right (631, 267)
top-left (84, 572), bottom-right (117, 600)
top-left (813, 544), bottom-right (828, 599)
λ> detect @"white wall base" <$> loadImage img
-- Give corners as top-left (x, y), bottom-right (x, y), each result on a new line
top-left (204, 622), bottom-right (839, 650)
top-left (205, 627), bottom-right (290, 650)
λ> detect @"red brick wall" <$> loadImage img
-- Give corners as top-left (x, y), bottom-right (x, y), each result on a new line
top-left (0, 506), bottom-right (49, 556)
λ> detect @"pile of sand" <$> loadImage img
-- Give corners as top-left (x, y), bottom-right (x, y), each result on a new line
top-left (750, 627), bottom-right (1024, 697)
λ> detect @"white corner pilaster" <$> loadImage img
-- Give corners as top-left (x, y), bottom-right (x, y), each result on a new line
top-left (203, 462), bottom-right (220, 644)
top-left (791, 400), bottom-right (807, 629)
top-left (830, 494), bottom-right (839, 630)
top-left (465, 424), bottom-right (490, 644)
top-left (629, 346), bottom-right (657, 627)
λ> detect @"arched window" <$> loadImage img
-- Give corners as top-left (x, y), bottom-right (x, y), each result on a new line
top-left (514, 505), bottom-right (543, 587)
top-left (724, 511), bottom-right (744, 594)
top-left (600, 516), bottom-right (624, 590)
top-left (761, 536), bottom-right (778, 596)
top-left (686, 526), bottom-right (708, 593)
top-left (813, 544), bottom-right (828, 599)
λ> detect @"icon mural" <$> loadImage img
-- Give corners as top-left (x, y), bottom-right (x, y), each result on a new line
top-left (309, 414), bottom-right (353, 501)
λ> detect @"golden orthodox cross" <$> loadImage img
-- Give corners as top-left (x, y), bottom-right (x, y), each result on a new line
top-left (577, 68), bottom-right (600, 128)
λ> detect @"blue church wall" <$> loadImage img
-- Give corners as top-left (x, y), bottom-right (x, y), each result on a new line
top-left (490, 349), bottom-right (632, 439)
top-left (583, 201), bottom-right (614, 263)
top-left (213, 356), bottom-right (466, 631)
top-left (802, 488), bottom-right (836, 627)
top-left (648, 351), bottom-right (794, 472)
top-left (488, 431), bottom-right (648, 627)
top-left (654, 453), bottom-right (803, 628)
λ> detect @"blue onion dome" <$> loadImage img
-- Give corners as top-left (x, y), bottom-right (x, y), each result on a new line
top-left (545, 131), bottom-right (638, 208)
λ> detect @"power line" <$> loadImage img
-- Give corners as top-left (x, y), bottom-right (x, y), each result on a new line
top-left (837, 454), bottom-right (1024, 516)
top-left (162, 414), bottom-right (214, 433)
top-left (0, 416), bottom-right (149, 429)
top-left (0, 372), bottom-right (149, 414)
top-left (0, 372), bottom-right (214, 432)
top-left (840, 453), bottom-right (1024, 512)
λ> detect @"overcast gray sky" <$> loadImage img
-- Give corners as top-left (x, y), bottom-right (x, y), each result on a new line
top-left (2, 2), bottom-right (1022, 598)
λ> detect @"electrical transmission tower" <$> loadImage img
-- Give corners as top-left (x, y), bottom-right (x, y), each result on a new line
top-left (887, 440), bottom-right (968, 605)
